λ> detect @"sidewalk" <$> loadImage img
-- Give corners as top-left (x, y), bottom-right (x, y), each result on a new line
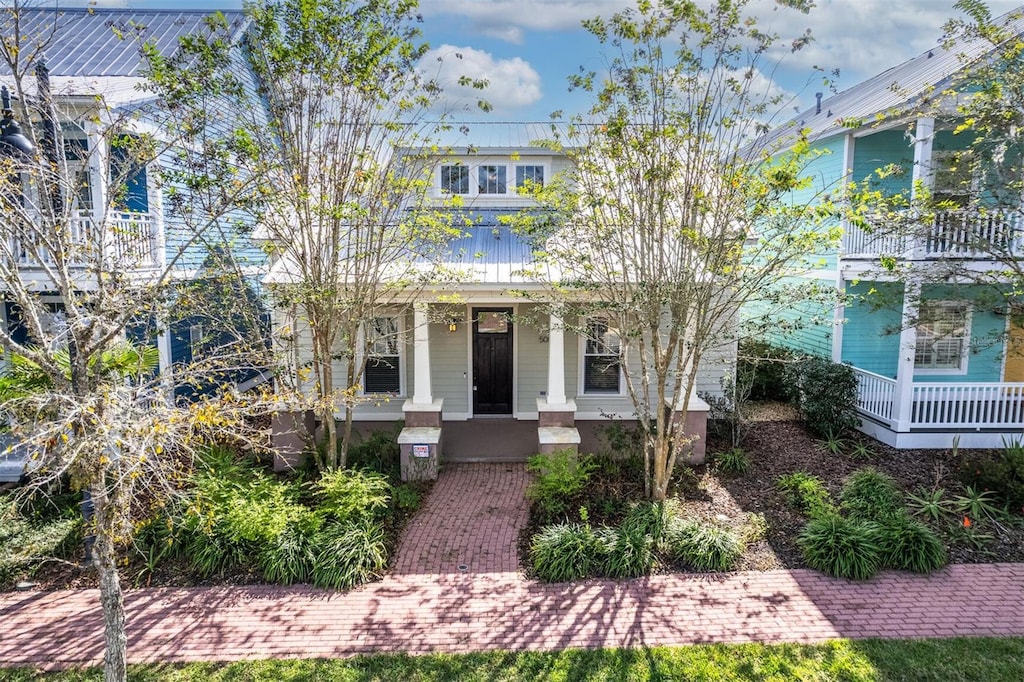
top-left (1, 463), bottom-right (1023, 670)
top-left (2, 565), bottom-right (1023, 669)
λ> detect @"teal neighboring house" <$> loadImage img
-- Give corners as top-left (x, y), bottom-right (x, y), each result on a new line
top-left (759, 13), bottom-right (1024, 449)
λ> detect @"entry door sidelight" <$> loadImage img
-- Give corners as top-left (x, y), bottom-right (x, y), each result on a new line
top-left (472, 308), bottom-right (513, 415)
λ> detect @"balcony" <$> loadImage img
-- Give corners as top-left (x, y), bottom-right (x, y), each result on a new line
top-left (853, 367), bottom-right (1024, 431)
top-left (11, 210), bottom-right (161, 270)
top-left (841, 208), bottom-right (1023, 260)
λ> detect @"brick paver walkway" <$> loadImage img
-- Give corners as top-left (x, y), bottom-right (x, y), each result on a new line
top-left (392, 462), bottom-right (530, 575)
top-left (1, 464), bottom-right (1023, 670)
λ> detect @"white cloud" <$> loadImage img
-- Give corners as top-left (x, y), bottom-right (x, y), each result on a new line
top-left (420, 0), bottom-right (633, 37)
top-left (420, 44), bottom-right (543, 115)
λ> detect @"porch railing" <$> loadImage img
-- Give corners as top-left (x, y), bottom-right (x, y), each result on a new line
top-left (852, 367), bottom-right (1024, 430)
top-left (11, 210), bottom-right (160, 269)
top-left (841, 208), bottom-right (1023, 260)
top-left (853, 368), bottom-right (897, 423)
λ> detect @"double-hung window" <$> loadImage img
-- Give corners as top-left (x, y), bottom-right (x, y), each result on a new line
top-left (440, 165), bottom-right (469, 195)
top-left (364, 316), bottom-right (402, 393)
top-left (582, 318), bottom-right (622, 394)
top-left (914, 301), bottom-right (970, 373)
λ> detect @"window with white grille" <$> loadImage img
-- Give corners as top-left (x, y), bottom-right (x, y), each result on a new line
top-left (914, 301), bottom-right (970, 372)
top-left (363, 316), bottom-right (402, 394)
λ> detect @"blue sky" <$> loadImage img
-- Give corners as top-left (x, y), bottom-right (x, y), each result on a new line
top-left (93, 0), bottom-right (1024, 121)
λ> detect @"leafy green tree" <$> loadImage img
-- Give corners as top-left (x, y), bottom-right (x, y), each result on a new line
top-left (519, 0), bottom-right (838, 499)
top-left (145, 0), bottom-right (467, 469)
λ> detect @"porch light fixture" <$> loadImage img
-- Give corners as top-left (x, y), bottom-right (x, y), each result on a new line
top-left (0, 86), bottom-right (35, 156)
top-left (448, 318), bottom-right (458, 332)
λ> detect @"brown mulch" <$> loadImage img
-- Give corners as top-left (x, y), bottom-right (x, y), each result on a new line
top-left (704, 409), bottom-right (1024, 569)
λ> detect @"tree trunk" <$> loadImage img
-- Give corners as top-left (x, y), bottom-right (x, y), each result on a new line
top-left (650, 436), bottom-right (671, 501)
top-left (339, 405), bottom-right (354, 469)
top-left (91, 482), bottom-right (127, 682)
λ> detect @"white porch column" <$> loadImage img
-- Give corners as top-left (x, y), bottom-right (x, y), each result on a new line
top-left (911, 117), bottom-right (936, 193)
top-left (546, 308), bottom-right (567, 405)
top-left (412, 303), bottom-right (432, 404)
top-left (892, 279), bottom-right (920, 432)
top-left (832, 275), bottom-right (845, 363)
top-left (85, 120), bottom-right (107, 224)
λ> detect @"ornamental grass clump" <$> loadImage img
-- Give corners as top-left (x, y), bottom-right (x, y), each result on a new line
top-left (601, 525), bottom-right (655, 578)
top-left (530, 523), bottom-right (605, 583)
top-left (840, 467), bottom-right (905, 522)
top-left (798, 515), bottom-right (882, 580)
top-left (664, 519), bottom-right (743, 572)
top-left (875, 512), bottom-right (947, 573)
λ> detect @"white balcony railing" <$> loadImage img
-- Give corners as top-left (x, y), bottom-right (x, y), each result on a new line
top-left (842, 208), bottom-right (1024, 260)
top-left (12, 210), bottom-right (160, 270)
top-left (852, 367), bottom-right (1024, 430)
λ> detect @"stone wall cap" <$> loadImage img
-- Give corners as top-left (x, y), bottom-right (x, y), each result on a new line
top-left (397, 427), bottom-right (442, 444)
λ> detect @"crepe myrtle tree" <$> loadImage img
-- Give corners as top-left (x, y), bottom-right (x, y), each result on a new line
top-left (515, 0), bottom-right (840, 500)
top-left (847, 1), bottom-right (1024, 289)
top-left (0, 5), bottom-right (270, 681)
top-left (144, 0), bottom-right (475, 470)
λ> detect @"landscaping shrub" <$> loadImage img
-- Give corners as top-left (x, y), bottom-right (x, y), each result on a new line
top-left (738, 339), bottom-right (797, 401)
top-left (601, 525), bottom-right (655, 578)
top-left (798, 516), bottom-right (882, 580)
top-left (312, 468), bottom-right (391, 524)
top-left (840, 467), bottom-right (905, 522)
top-left (786, 357), bottom-right (859, 437)
top-left (665, 519), bottom-right (743, 571)
top-left (258, 519), bottom-right (318, 584)
top-left (958, 439), bottom-right (1024, 514)
top-left (776, 472), bottom-right (836, 519)
top-left (530, 523), bottom-right (604, 582)
top-left (712, 447), bottom-right (750, 475)
top-left (876, 512), bottom-right (947, 573)
top-left (526, 449), bottom-right (596, 521)
top-left (347, 426), bottom-right (402, 478)
top-left (620, 498), bottom-right (682, 545)
top-left (311, 519), bottom-right (388, 589)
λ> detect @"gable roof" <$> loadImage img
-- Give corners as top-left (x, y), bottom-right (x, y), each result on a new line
top-left (763, 7), bottom-right (1024, 146)
top-left (0, 7), bottom-right (248, 78)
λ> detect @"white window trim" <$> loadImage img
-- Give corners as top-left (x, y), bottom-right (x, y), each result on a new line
top-left (358, 313), bottom-right (407, 397)
top-left (578, 318), bottom-right (627, 397)
top-left (914, 300), bottom-right (971, 376)
top-left (435, 159), bottom-right (551, 199)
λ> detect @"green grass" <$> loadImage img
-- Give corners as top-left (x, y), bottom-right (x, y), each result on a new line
top-left (4, 637), bottom-right (1023, 681)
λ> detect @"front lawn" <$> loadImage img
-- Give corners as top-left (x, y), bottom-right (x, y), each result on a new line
top-left (4, 637), bottom-right (1024, 681)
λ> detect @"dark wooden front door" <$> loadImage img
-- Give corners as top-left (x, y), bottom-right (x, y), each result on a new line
top-left (473, 308), bottom-right (513, 415)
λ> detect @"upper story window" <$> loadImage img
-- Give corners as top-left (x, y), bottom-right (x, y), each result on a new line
top-left (440, 165), bottom-right (469, 195)
top-left (363, 316), bottom-right (402, 394)
top-left (515, 165), bottom-right (544, 190)
top-left (582, 318), bottom-right (622, 394)
top-left (478, 165), bottom-right (506, 194)
top-left (932, 150), bottom-right (976, 208)
top-left (915, 300), bottom-right (970, 373)
top-left (63, 137), bottom-right (92, 211)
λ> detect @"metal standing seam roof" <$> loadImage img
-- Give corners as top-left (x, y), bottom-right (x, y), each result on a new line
top-left (760, 7), bottom-right (1024, 148)
top-left (0, 8), bottom-right (248, 77)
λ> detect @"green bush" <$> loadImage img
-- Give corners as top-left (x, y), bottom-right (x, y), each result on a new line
top-left (311, 519), bottom-right (388, 589)
top-left (620, 499), bottom-right (682, 545)
top-left (665, 520), bottom-right (743, 571)
top-left (526, 449), bottom-right (596, 521)
top-left (601, 526), bottom-right (655, 578)
top-left (530, 523), bottom-right (605, 582)
top-left (876, 512), bottom-right (947, 573)
top-left (798, 516), bottom-right (882, 580)
top-left (738, 339), bottom-right (798, 401)
top-left (391, 484), bottom-right (424, 514)
top-left (958, 439), bottom-right (1024, 513)
top-left (840, 467), bottom-right (905, 522)
top-left (712, 447), bottom-right (750, 475)
top-left (786, 357), bottom-right (859, 437)
top-left (777, 472), bottom-right (836, 519)
top-left (258, 519), bottom-right (318, 584)
top-left (347, 427), bottom-right (402, 478)
top-left (312, 468), bottom-right (391, 524)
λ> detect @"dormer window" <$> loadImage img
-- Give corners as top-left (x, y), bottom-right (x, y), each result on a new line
top-left (441, 165), bottom-right (469, 195)
top-left (515, 165), bottom-right (544, 190)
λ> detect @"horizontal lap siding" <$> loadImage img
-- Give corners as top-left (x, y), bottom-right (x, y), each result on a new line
top-left (843, 281), bottom-right (903, 377)
top-left (431, 319), bottom-right (468, 414)
top-left (516, 303), bottom-right (548, 414)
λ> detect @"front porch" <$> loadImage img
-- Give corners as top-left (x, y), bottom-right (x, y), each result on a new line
top-left (853, 368), bottom-right (1024, 448)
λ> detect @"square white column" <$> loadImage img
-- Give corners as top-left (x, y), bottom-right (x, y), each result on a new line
top-left (892, 280), bottom-right (920, 432)
top-left (412, 303), bottom-right (432, 404)
top-left (546, 308), bottom-right (567, 405)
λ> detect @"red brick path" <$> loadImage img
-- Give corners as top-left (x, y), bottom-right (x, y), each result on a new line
top-left (1, 464), bottom-right (1024, 670)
